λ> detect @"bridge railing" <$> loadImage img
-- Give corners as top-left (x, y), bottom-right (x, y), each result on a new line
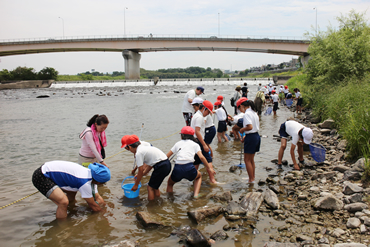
top-left (0, 34), bottom-right (309, 44)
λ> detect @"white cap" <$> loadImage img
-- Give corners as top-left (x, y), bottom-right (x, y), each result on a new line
top-left (302, 127), bottom-right (313, 144)
top-left (191, 97), bottom-right (204, 105)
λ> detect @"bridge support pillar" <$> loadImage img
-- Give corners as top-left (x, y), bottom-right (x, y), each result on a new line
top-left (122, 50), bottom-right (141, 79)
top-left (301, 55), bottom-right (310, 68)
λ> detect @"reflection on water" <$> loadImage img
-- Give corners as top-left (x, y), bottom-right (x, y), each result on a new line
top-left (0, 81), bottom-right (297, 247)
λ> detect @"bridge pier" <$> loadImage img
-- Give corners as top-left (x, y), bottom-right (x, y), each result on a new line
top-left (122, 50), bottom-right (141, 79)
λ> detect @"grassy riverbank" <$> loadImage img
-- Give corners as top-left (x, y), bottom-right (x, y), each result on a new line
top-left (286, 11), bottom-right (370, 163)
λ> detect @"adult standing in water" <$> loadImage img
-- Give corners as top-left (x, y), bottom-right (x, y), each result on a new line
top-left (254, 88), bottom-right (266, 115)
top-left (79, 114), bottom-right (109, 167)
top-left (32, 161), bottom-right (111, 219)
top-left (181, 86), bottom-right (205, 126)
top-left (239, 99), bottom-right (260, 183)
top-left (241, 83), bottom-right (249, 98)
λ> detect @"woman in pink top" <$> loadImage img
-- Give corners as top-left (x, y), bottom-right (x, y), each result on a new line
top-left (79, 114), bottom-right (109, 167)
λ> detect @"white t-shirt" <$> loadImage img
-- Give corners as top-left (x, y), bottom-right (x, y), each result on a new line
top-left (215, 108), bottom-right (227, 121)
top-left (271, 94), bottom-right (279, 103)
top-left (285, 120), bottom-right (305, 145)
top-left (182, 89), bottom-right (196, 113)
top-left (231, 112), bottom-right (244, 125)
top-left (170, 139), bottom-right (201, 164)
top-left (243, 108), bottom-right (260, 134)
top-left (191, 110), bottom-right (205, 138)
top-left (279, 87), bottom-right (284, 93)
top-left (269, 86), bottom-right (274, 92)
top-left (205, 114), bottom-right (214, 128)
top-left (284, 88), bottom-right (289, 94)
top-left (264, 88), bottom-right (269, 95)
top-left (135, 145), bottom-right (167, 167)
top-left (295, 91), bottom-right (301, 98)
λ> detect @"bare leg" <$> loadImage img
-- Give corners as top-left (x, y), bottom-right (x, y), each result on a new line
top-left (297, 142), bottom-right (304, 162)
top-left (278, 138), bottom-right (287, 165)
top-left (147, 185), bottom-right (160, 201)
top-left (222, 132), bottom-right (229, 142)
top-left (166, 177), bottom-right (176, 193)
top-left (217, 132), bottom-right (222, 143)
top-left (193, 171), bottom-right (202, 197)
top-left (207, 144), bottom-right (213, 158)
top-left (48, 188), bottom-right (70, 219)
top-left (207, 162), bottom-right (217, 183)
top-left (244, 153), bottom-right (256, 182)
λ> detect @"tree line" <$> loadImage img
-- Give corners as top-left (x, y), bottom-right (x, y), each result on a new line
top-left (0, 67), bottom-right (59, 81)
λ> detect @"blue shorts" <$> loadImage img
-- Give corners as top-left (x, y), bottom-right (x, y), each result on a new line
top-left (237, 118), bottom-right (243, 128)
top-left (171, 163), bottom-right (198, 182)
top-left (217, 121), bottom-right (227, 133)
top-left (194, 139), bottom-right (212, 165)
top-left (244, 132), bottom-right (261, 154)
top-left (204, 126), bottom-right (216, 144)
top-left (273, 102), bottom-right (279, 111)
top-left (148, 159), bottom-right (171, 190)
top-left (278, 122), bottom-right (289, 138)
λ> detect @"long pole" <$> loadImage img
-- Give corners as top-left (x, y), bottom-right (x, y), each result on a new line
top-left (218, 13), bottom-right (220, 37)
top-left (58, 17), bottom-right (64, 38)
top-left (313, 7), bottom-right (317, 36)
top-left (124, 7), bottom-right (128, 36)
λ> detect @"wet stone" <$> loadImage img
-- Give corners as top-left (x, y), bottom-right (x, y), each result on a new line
top-left (185, 229), bottom-right (210, 247)
top-left (187, 206), bottom-right (223, 224)
top-left (136, 212), bottom-right (164, 228)
top-left (210, 230), bottom-right (228, 241)
top-left (225, 201), bottom-right (246, 215)
top-left (211, 191), bottom-right (233, 202)
top-left (263, 188), bottom-right (280, 209)
top-left (239, 192), bottom-right (263, 216)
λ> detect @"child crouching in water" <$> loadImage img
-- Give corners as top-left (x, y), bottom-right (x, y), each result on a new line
top-left (166, 126), bottom-right (215, 198)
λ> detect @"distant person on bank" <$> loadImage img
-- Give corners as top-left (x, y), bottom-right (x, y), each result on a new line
top-left (277, 120), bottom-right (313, 171)
top-left (32, 161), bottom-right (111, 219)
top-left (181, 86), bottom-right (205, 126)
top-left (79, 114), bottom-right (109, 167)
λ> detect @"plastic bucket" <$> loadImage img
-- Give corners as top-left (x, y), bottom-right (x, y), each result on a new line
top-left (121, 176), bottom-right (141, 198)
top-left (286, 99), bottom-right (293, 107)
top-left (309, 143), bottom-right (326, 162)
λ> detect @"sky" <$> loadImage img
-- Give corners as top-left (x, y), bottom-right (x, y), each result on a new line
top-left (0, 0), bottom-right (369, 75)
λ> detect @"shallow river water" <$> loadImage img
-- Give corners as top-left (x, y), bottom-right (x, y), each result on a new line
top-left (0, 80), bottom-right (301, 247)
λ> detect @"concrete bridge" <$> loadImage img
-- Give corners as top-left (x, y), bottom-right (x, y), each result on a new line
top-left (0, 35), bottom-right (310, 79)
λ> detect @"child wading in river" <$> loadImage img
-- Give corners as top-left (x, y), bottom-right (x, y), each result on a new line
top-left (166, 126), bottom-right (215, 198)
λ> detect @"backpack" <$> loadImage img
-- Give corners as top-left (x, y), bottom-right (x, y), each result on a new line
top-left (230, 97), bottom-right (235, 107)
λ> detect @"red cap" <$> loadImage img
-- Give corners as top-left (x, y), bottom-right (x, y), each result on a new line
top-left (214, 101), bottom-right (221, 106)
top-left (236, 98), bottom-right (248, 107)
top-left (202, 100), bottom-right (213, 112)
top-left (284, 85), bottom-right (288, 89)
top-left (272, 90), bottom-right (276, 93)
top-left (217, 95), bottom-right (223, 100)
top-left (180, 126), bottom-right (195, 135)
top-left (121, 134), bottom-right (139, 148)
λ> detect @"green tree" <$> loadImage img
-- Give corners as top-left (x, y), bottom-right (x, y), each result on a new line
top-left (0, 69), bottom-right (13, 81)
top-left (10, 66), bottom-right (37, 80)
top-left (37, 67), bottom-right (59, 80)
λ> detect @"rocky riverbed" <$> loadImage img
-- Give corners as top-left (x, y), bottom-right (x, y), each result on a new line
top-left (102, 104), bottom-right (370, 247)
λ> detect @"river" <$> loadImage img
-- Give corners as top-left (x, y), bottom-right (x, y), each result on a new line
top-left (0, 80), bottom-right (298, 247)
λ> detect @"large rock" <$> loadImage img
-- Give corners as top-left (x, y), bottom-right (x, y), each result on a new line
top-left (240, 192), bottom-right (264, 216)
top-left (318, 119), bottom-right (335, 129)
top-left (136, 212), bottom-right (164, 228)
top-left (343, 183), bottom-right (363, 195)
top-left (333, 165), bottom-right (350, 173)
top-left (344, 203), bottom-right (368, 212)
top-left (314, 195), bottom-right (344, 211)
top-left (187, 206), bottom-right (223, 224)
top-left (185, 229), bottom-right (211, 247)
top-left (211, 191), bottom-right (233, 202)
top-left (263, 188), bottom-right (280, 209)
top-left (343, 171), bottom-right (362, 181)
top-left (337, 139), bottom-right (348, 150)
top-left (225, 201), bottom-right (246, 215)
top-left (351, 158), bottom-right (366, 172)
top-left (331, 228), bottom-right (345, 238)
top-left (348, 193), bottom-right (363, 203)
top-left (347, 217), bottom-right (361, 228)
top-left (210, 230), bottom-right (228, 241)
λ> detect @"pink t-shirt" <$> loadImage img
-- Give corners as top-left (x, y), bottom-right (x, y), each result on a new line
top-left (79, 127), bottom-right (103, 162)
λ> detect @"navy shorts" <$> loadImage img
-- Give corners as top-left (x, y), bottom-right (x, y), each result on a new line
top-left (243, 132), bottom-right (261, 154)
top-left (278, 122), bottom-right (289, 138)
top-left (32, 166), bottom-right (59, 198)
top-left (194, 139), bottom-right (212, 165)
top-left (171, 163), bottom-right (198, 182)
top-left (148, 159), bottom-right (171, 190)
top-left (217, 121), bottom-right (227, 133)
top-left (204, 126), bottom-right (216, 144)
top-left (237, 118), bottom-right (243, 128)
top-left (273, 102), bottom-right (279, 111)
top-left (297, 98), bottom-right (303, 106)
